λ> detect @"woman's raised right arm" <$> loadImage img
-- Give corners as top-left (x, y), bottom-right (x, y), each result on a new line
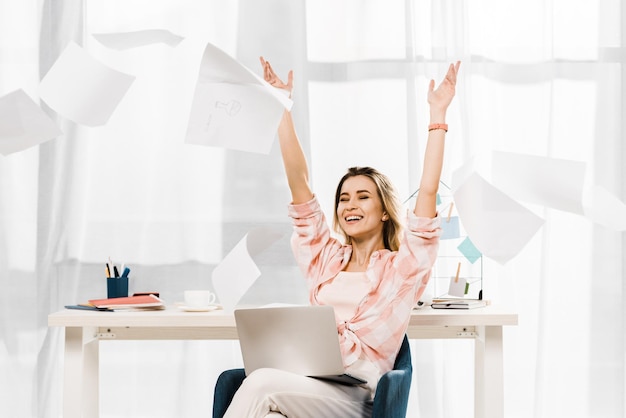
top-left (261, 57), bottom-right (314, 204)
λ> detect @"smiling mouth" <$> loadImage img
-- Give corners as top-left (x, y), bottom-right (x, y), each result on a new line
top-left (345, 215), bottom-right (363, 222)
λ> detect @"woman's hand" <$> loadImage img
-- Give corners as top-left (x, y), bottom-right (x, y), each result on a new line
top-left (260, 56), bottom-right (293, 97)
top-left (427, 61), bottom-right (461, 115)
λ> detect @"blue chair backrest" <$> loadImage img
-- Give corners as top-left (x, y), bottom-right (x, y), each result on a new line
top-left (371, 334), bottom-right (412, 417)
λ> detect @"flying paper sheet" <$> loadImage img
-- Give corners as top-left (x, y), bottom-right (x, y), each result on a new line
top-left (39, 41), bottom-right (136, 126)
top-left (491, 151), bottom-right (586, 215)
top-left (185, 42), bottom-right (293, 154)
top-left (92, 29), bottom-right (184, 50)
top-left (491, 151), bottom-right (626, 230)
top-left (452, 169), bottom-right (545, 265)
top-left (0, 89), bottom-right (62, 155)
top-left (582, 185), bottom-right (626, 231)
top-left (212, 227), bottom-right (285, 312)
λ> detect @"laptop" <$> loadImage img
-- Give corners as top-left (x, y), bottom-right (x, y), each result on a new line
top-left (234, 305), bottom-right (367, 385)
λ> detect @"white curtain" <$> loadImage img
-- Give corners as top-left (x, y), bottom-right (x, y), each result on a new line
top-left (0, 0), bottom-right (623, 417)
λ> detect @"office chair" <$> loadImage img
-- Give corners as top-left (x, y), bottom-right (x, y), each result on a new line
top-left (212, 335), bottom-right (412, 418)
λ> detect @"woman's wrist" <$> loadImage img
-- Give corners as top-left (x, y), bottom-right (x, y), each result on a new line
top-left (429, 107), bottom-right (447, 123)
top-left (428, 109), bottom-right (448, 132)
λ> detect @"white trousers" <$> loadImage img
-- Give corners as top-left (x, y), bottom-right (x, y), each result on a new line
top-left (223, 368), bottom-right (374, 418)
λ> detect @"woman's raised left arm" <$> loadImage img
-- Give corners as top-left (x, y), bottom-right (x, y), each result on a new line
top-left (414, 61), bottom-right (461, 218)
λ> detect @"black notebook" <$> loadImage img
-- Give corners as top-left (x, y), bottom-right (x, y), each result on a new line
top-left (431, 299), bottom-right (487, 309)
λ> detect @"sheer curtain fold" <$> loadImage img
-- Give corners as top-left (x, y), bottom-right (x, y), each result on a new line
top-left (0, 1), bottom-right (623, 417)
top-left (36, 2), bottom-right (86, 417)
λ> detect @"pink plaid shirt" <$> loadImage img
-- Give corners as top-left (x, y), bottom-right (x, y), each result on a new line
top-left (288, 196), bottom-right (441, 375)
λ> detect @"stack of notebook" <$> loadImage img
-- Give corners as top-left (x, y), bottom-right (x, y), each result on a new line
top-left (431, 299), bottom-right (488, 309)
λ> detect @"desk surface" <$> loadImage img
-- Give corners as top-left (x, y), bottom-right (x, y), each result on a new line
top-left (48, 304), bottom-right (518, 328)
top-left (51, 304), bottom-right (517, 418)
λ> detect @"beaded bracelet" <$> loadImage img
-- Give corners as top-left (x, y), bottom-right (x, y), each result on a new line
top-left (428, 123), bottom-right (448, 132)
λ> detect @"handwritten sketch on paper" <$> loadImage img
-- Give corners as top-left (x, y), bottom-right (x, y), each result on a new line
top-left (185, 42), bottom-right (293, 154)
top-left (211, 227), bottom-right (285, 312)
top-left (0, 89), bottom-right (62, 155)
top-left (92, 29), bottom-right (184, 50)
top-left (38, 41), bottom-right (135, 127)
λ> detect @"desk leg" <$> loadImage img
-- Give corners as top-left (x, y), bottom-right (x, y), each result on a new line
top-left (64, 327), bottom-right (99, 418)
top-left (475, 325), bottom-right (504, 418)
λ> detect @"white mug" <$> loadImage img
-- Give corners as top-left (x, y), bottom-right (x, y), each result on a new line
top-left (184, 290), bottom-right (217, 307)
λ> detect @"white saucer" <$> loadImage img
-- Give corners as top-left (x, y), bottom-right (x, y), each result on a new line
top-left (177, 304), bottom-right (220, 312)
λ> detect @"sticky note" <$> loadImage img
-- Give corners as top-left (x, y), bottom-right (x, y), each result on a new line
top-left (440, 216), bottom-right (460, 240)
top-left (457, 237), bottom-right (482, 264)
top-left (448, 276), bottom-right (467, 297)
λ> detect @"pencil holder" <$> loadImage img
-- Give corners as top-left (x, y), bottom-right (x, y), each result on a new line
top-left (107, 276), bottom-right (129, 298)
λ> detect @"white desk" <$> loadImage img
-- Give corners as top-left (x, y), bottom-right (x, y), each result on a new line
top-left (48, 305), bottom-right (517, 418)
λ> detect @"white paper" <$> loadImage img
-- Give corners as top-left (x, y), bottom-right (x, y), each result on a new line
top-left (582, 185), bottom-right (626, 231)
top-left (185, 42), bottom-right (292, 154)
top-left (452, 169), bottom-right (545, 265)
top-left (0, 89), bottom-right (62, 155)
top-left (491, 151), bottom-right (586, 215)
top-left (92, 29), bottom-right (184, 50)
top-left (211, 236), bottom-right (260, 312)
top-left (39, 42), bottom-right (136, 126)
top-left (211, 227), bottom-right (284, 312)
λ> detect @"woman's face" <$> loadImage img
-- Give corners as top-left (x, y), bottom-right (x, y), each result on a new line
top-left (336, 175), bottom-right (387, 241)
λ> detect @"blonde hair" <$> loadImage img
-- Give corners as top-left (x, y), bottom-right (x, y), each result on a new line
top-left (332, 167), bottom-right (403, 251)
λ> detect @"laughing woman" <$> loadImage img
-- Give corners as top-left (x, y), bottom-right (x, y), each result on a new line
top-left (223, 59), bottom-right (461, 418)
